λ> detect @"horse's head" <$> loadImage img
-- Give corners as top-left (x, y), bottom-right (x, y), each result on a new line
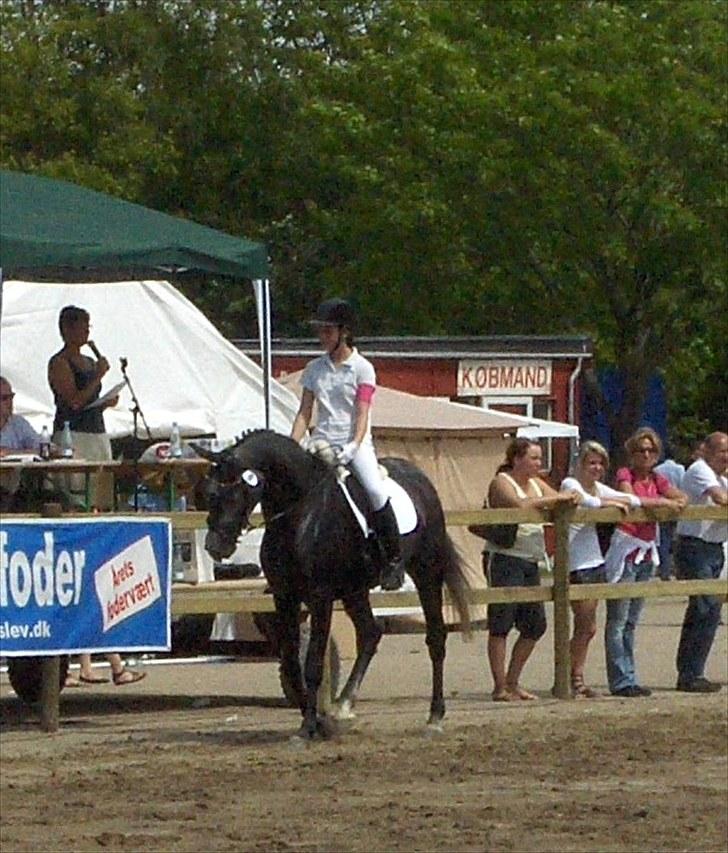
top-left (193, 443), bottom-right (265, 560)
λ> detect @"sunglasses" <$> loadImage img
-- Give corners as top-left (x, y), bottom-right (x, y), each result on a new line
top-left (634, 446), bottom-right (657, 455)
top-left (0, 393), bottom-right (15, 401)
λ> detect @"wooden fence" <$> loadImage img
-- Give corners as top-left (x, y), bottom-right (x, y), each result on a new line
top-left (7, 504), bottom-right (727, 730)
top-left (171, 504), bottom-right (728, 703)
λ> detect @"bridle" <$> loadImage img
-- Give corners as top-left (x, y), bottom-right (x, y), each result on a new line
top-left (208, 466), bottom-right (293, 537)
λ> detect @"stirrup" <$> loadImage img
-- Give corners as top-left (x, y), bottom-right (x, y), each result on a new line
top-left (380, 558), bottom-right (404, 591)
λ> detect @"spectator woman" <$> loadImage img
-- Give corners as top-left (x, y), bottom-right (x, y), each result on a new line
top-left (48, 305), bottom-right (144, 687)
top-left (560, 441), bottom-right (639, 698)
top-left (604, 427), bottom-right (687, 697)
top-left (485, 438), bottom-right (580, 701)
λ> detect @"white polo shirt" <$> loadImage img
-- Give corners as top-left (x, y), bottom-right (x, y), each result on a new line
top-left (677, 458), bottom-right (728, 543)
top-left (301, 348), bottom-right (376, 445)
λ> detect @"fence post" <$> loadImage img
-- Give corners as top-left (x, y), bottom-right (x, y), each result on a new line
top-left (39, 657), bottom-right (60, 732)
top-left (552, 504), bottom-right (573, 699)
top-left (39, 502), bottom-right (64, 731)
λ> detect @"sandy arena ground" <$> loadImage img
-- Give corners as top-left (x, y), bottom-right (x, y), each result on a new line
top-left (1, 598), bottom-right (726, 853)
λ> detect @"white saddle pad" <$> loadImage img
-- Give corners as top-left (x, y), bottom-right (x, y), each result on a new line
top-left (337, 475), bottom-right (418, 537)
top-left (385, 477), bottom-right (418, 534)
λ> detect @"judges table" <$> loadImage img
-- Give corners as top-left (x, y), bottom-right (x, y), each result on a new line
top-left (0, 458), bottom-right (211, 511)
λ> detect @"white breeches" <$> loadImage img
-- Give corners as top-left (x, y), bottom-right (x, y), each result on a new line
top-left (350, 441), bottom-right (388, 511)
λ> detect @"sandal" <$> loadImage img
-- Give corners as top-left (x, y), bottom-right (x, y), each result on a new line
top-left (112, 668), bottom-right (146, 686)
top-left (79, 674), bottom-right (110, 684)
top-left (64, 675), bottom-right (84, 688)
top-left (571, 676), bottom-right (599, 699)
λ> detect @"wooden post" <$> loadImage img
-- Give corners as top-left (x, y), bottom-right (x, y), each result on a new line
top-left (39, 502), bottom-right (63, 731)
top-left (552, 504), bottom-right (572, 700)
top-left (39, 657), bottom-right (60, 732)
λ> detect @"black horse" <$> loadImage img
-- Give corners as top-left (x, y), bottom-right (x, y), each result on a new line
top-left (195, 430), bottom-right (470, 739)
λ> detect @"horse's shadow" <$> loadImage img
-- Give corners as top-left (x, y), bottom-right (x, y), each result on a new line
top-left (0, 692), bottom-right (292, 734)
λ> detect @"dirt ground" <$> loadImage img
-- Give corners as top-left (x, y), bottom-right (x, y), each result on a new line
top-left (1, 599), bottom-right (727, 853)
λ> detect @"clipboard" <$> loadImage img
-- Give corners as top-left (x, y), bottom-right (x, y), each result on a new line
top-left (85, 381), bottom-right (125, 410)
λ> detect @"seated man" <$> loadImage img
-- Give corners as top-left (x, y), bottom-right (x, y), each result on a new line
top-left (0, 375), bottom-right (64, 511)
top-left (0, 375), bottom-right (41, 454)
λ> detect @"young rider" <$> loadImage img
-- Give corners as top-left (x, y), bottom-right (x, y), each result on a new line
top-left (290, 298), bottom-right (404, 590)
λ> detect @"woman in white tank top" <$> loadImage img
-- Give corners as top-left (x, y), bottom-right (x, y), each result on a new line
top-left (485, 439), bottom-right (580, 702)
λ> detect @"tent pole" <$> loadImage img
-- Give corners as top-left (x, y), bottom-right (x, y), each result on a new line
top-left (253, 278), bottom-right (272, 429)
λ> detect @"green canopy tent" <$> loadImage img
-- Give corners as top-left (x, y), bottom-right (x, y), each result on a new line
top-left (0, 169), bottom-right (274, 424)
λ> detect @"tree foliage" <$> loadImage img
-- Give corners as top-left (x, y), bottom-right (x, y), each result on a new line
top-left (1, 0), bottom-right (725, 446)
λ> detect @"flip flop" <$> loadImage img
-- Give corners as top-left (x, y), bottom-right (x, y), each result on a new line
top-left (112, 668), bottom-right (146, 686)
top-left (79, 674), bottom-right (110, 684)
top-left (64, 675), bottom-right (84, 688)
top-left (508, 685), bottom-right (537, 701)
top-left (492, 689), bottom-right (514, 702)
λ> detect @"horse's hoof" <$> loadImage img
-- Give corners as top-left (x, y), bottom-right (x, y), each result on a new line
top-left (316, 716), bottom-right (337, 739)
top-left (332, 699), bottom-right (356, 721)
top-left (425, 720), bottom-right (445, 737)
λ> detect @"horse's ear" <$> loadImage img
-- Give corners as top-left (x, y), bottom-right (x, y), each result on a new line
top-left (190, 442), bottom-right (219, 462)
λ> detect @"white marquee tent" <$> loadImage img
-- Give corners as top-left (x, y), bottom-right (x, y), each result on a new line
top-left (0, 279), bottom-right (299, 439)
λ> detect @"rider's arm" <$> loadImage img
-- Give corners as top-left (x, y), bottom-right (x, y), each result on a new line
top-left (290, 389), bottom-right (314, 443)
top-left (351, 394), bottom-right (371, 447)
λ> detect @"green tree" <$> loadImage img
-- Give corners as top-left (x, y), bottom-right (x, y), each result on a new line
top-left (1, 0), bottom-right (724, 448)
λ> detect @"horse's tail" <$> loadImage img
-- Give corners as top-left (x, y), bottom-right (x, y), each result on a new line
top-left (441, 533), bottom-right (472, 642)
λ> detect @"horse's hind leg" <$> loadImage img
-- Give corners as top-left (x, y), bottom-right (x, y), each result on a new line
top-left (298, 596), bottom-right (335, 740)
top-left (274, 593), bottom-right (305, 711)
top-left (333, 590), bottom-right (383, 720)
top-left (417, 581), bottom-right (447, 729)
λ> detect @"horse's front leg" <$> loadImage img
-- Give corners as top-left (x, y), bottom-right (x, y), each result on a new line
top-left (416, 580), bottom-right (447, 730)
top-left (332, 589), bottom-right (382, 721)
top-left (298, 595), bottom-right (335, 740)
top-left (274, 593), bottom-right (305, 711)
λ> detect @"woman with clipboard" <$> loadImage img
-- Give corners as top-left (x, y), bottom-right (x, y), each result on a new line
top-left (47, 305), bottom-right (145, 688)
top-left (47, 304), bottom-right (120, 500)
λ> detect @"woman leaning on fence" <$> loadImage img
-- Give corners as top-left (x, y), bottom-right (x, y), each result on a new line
top-left (603, 427), bottom-right (687, 698)
top-left (560, 441), bottom-right (639, 698)
top-left (483, 438), bottom-right (580, 702)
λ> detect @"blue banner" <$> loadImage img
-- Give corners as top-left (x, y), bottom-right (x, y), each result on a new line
top-left (0, 517), bottom-right (171, 656)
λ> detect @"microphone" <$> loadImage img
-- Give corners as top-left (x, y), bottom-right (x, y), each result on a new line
top-left (120, 357), bottom-right (128, 371)
top-left (87, 340), bottom-right (103, 361)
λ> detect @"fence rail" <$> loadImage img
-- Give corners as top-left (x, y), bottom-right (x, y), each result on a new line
top-left (169, 504), bottom-right (726, 698)
top-left (6, 504), bottom-right (726, 729)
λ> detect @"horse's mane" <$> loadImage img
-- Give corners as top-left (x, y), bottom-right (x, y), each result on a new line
top-left (229, 428), bottom-right (272, 451)
top-left (226, 428), bottom-right (334, 491)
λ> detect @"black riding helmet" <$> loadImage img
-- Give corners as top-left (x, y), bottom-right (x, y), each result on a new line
top-left (309, 298), bottom-right (356, 329)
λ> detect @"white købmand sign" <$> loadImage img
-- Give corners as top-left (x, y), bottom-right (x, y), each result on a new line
top-left (94, 535), bottom-right (162, 632)
top-left (458, 360), bottom-right (552, 397)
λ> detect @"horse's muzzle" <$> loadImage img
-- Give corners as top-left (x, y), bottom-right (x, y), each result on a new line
top-left (204, 529), bottom-right (237, 561)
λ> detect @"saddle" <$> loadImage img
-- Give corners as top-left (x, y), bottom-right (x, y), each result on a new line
top-left (307, 440), bottom-right (417, 537)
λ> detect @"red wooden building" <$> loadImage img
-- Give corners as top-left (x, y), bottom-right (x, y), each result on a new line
top-left (234, 335), bottom-right (593, 481)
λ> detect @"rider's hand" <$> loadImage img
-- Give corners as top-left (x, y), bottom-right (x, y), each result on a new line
top-left (337, 441), bottom-right (360, 465)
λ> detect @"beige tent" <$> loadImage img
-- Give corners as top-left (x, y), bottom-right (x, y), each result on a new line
top-left (278, 371), bottom-right (528, 623)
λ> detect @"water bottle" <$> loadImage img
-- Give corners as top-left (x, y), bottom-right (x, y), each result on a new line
top-left (169, 421), bottom-right (182, 458)
top-left (39, 425), bottom-right (51, 460)
top-left (171, 541), bottom-right (186, 582)
top-left (61, 421), bottom-right (74, 458)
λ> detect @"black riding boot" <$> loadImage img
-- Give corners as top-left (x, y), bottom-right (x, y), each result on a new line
top-left (371, 500), bottom-right (404, 591)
